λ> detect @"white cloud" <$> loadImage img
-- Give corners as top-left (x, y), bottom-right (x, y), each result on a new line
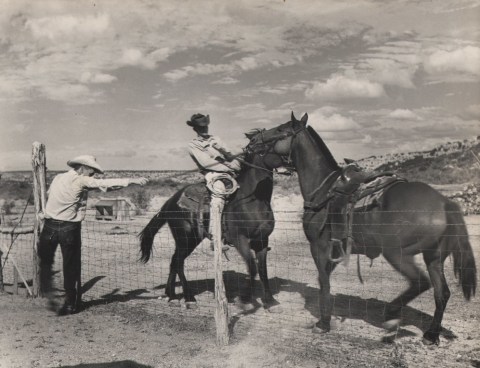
top-left (306, 74), bottom-right (385, 101)
top-left (120, 48), bottom-right (143, 64)
top-left (360, 59), bottom-right (417, 89)
top-left (213, 77), bottom-right (239, 85)
top-left (120, 47), bottom-right (171, 70)
top-left (462, 104), bottom-right (480, 120)
top-left (424, 46), bottom-right (480, 76)
top-left (41, 83), bottom-right (100, 104)
top-left (235, 57), bottom-right (258, 71)
top-left (308, 107), bottom-right (361, 132)
top-left (80, 72), bottom-right (117, 84)
top-left (26, 13), bottom-right (110, 41)
top-left (388, 109), bottom-right (422, 120)
top-left (361, 134), bottom-right (372, 144)
top-left (164, 56), bottom-right (272, 82)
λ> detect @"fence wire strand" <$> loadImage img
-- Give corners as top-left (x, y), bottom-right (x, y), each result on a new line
top-left (1, 206), bottom-right (479, 366)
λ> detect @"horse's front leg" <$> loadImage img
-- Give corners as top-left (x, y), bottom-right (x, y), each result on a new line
top-left (254, 241), bottom-right (281, 311)
top-left (235, 234), bottom-right (257, 307)
top-left (310, 239), bottom-right (335, 333)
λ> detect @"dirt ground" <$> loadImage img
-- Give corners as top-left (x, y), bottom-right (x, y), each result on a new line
top-left (0, 203), bottom-right (479, 367)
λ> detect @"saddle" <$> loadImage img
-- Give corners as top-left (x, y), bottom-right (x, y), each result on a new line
top-left (177, 183), bottom-right (233, 240)
top-left (178, 183), bottom-right (210, 214)
top-left (327, 164), bottom-right (407, 264)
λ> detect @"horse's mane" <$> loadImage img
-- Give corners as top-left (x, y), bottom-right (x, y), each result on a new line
top-left (306, 125), bottom-right (340, 170)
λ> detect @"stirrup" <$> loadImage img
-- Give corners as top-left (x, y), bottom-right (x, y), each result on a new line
top-left (329, 238), bottom-right (346, 263)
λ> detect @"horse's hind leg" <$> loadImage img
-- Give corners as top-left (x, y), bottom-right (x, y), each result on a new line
top-left (167, 238), bottom-right (198, 303)
top-left (422, 250), bottom-right (450, 345)
top-left (164, 266), bottom-right (177, 301)
top-left (382, 251), bottom-right (431, 330)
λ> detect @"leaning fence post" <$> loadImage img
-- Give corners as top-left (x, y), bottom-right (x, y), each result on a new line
top-left (32, 142), bottom-right (47, 297)
top-left (210, 195), bottom-right (230, 346)
top-left (0, 247), bottom-right (3, 292)
top-left (13, 261), bottom-right (19, 295)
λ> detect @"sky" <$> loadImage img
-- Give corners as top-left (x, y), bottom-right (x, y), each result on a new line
top-left (0, 0), bottom-right (479, 171)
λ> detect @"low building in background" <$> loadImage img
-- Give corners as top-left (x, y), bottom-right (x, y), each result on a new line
top-left (94, 197), bottom-right (136, 221)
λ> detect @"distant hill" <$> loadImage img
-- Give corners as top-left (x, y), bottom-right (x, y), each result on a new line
top-left (356, 136), bottom-right (480, 184)
top-left (1, 137), bottom-right (480, 215)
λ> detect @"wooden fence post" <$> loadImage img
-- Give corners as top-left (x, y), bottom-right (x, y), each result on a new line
top-left (13, 265), bottom-right (19, 295)
top-left (211, 195), bottom-right (230, 346)
top-left (0, 247), bottom-right (3, 292)
top-left (32, 142), bottom-right (47, 297)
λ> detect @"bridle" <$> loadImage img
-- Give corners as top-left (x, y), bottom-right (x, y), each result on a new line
top-left (245, 122), bottom-right (344, 210)
top-left (245, 122), bottom-right (306, 175)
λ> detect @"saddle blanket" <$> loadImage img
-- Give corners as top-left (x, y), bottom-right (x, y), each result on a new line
top-left (353, 175), bottom-right (406, 211)
top-left (178, 184), bottom-right (210, 213)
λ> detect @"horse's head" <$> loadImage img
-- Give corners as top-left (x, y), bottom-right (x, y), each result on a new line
top-left (244, 129), bottom-right (287, 171)
top-left (245, 112), bottom-right (308, 170)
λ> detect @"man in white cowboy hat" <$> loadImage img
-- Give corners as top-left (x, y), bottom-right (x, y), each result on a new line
top-left (38, 155), bottom-right (148, 315)
top-left (187, 113), bottom-right (242, 250)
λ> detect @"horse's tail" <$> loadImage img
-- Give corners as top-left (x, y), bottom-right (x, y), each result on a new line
top-left (445, 200), bottom-right (477, 300)
top-left (138, 202), bottom-right (169, 263)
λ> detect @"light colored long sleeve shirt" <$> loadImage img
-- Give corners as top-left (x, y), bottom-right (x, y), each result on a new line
top-left (44, 170), bottom-right (131, 222)
top-left (188, 135), bottom-right (241, 174)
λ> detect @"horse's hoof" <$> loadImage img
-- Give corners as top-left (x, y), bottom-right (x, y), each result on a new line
top-left (168, 299), bottom-right (181, 307)
top-left (381, 335), bottom-right (396, 344)
top-left (234, 296), bottom-right (255, 312)
top-left (185, 301), bottom-right (198, 310)
top-left (383, 319), bottom-right (401, 331)
top-left (422, 331), bottom-right (440, 346)
top-left (312, 325), bottom-right (329, 334)
top-left (265, 304), bottom-right (283, 314)
top-left (263, 299), bottom-right (281, 313)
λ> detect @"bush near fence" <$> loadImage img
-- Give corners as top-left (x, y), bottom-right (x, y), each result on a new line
top-left (449, 183), bottom-right (480, 215)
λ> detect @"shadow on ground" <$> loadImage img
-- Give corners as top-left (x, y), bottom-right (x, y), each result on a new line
top-left (59, 361), bottom-right (152, 368)
top-left (81, 271), bottom-right (456, 341)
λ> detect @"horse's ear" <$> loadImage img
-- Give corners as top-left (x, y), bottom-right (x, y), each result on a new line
top-left (344, 158), bottom-right (356, 164)
top-left (245, 128), bottom-right (261, 140)
top-left (291, 111), bottom-right (297, 122)
top-left (300, 113), bottom-right (308, 125)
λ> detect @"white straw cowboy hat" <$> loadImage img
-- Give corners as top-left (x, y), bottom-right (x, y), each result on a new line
top-left (67, 155), bottom-right (104, 174)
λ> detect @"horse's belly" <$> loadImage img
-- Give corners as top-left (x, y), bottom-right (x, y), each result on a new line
top-left (352, 210), bottom-right (447, 251)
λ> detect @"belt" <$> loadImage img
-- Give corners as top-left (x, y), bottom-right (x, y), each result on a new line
top-left (45, 218), bottom-right (79, 225)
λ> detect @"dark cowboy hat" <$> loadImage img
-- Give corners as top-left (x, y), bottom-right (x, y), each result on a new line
top-left (186, 113), bottom-right (210, 127)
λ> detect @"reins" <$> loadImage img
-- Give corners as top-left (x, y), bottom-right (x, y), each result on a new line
top-left (303, 170), bottom-right (341, 211)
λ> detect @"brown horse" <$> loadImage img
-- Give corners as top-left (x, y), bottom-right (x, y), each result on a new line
top-left (246, 112), bottom-right (477, 345)
top-left (139, 132), bottom-right (285, 310)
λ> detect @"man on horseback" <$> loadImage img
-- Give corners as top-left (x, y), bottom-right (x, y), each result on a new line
top-left (186, 113), bottom-right (241, 249)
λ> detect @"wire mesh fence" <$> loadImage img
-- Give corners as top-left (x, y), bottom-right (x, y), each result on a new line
top-left (1, 206), bottom-right (479, 365)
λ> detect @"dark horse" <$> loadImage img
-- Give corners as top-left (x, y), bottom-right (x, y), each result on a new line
top-left (138, 132), bottom-right (285, 310)
top-left (247, 112), bottom-right (477, 345)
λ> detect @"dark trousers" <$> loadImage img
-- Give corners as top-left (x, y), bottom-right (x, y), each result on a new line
top-left (38, 219), bottom-right (82, 309)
